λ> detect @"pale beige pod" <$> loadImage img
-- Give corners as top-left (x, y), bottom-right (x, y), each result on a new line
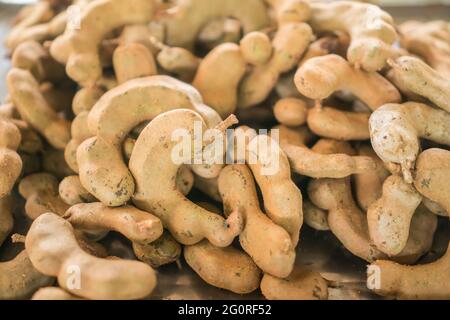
top-left (184, 240), bottom-right (262, 294)
top-left (26, 213), bottom-right (157, 300)
top-left (367, 175), bottom-right (423, 256)
top-left (414, 148), bottom-right (450, 216)
top-left (261, 267), bottom-right (328, 300)
top-left (0, 250), bottom-right (54, 300)
top-left (369, 243), bottom-right (450, 299)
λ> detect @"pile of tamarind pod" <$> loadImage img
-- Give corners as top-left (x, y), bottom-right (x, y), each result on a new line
top-left (0, 0), bottom-right (449, 300)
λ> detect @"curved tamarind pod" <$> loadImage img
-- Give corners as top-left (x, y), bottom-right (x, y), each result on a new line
top-left (246, 135), bottom-right (303, 246)
top-left (367, 175), bottom-right (423, 256)
top-left (26, 213), bottom-right (157, 300)
top-left (274, 34), bottom-right (349, 99)
top-left (50, 0), bottom-right (155, 86)
top-left (369, 102), bottom-right (450, 183)
top-left (0, 250), bottom-right (54, 300)
top-left (6, 0), bottom-right (91, 51)
top-left (7, 68), bottom-right (71, 150)
top-left (295, 54), bottom-right (401, 111)
top-left (307, 106), bottom-right (370, 141)
top-left (154, 39), bottom-right (201, 82)
top-left (240, 32), bottom-right (272, 66)
top-left (66, 86), bottom-right (106, 172)
top-left (308, 178), bottom-right (386, 262)
top-left (388, 56), bottom-right (450, 113)
top-left (130, 109), bottom-right (243, 247)
top-left (121, 137), bottom-right (195, 197)
top-left (64, 202), bottom-right (163, 244)
top-left (414, 148), bottom-right (450, 216)
top-left (399, 20), bottom-right (450, 77)
top-left (161, 0), bottom-right (270, 49)
top-left (311, 140), bottom-right (434, 264)
top-left (6, 1), bottom-right (54, 50)
top-left (238, 22), bottom-right (313, 108)
top-left (113, 43), bottom-right (157, 84)
top-left (393, 205), bottom-right (437, 265)
top-left (184, 240), bottom-right (262, 294)
top-left (278, 125), bottom-right (376, 178)
top-left (261, 267), bottom-right (328, 300)
top-left (193, 43), bottom-right (246, 118)
top-left (310, 1), bottom-right (397, 72)
top-left (310, 138), bottom-right (382, 258)
top-left (7, 10), bottom-right (67, 51)
top-left (369, 243), bottom-right (450, 299)
top-left (385, 68), bottom-right (426, 103)
top-left (77, 75), bottom-right (222, 206)
top-left (219, 165), bottom-right (295, 278)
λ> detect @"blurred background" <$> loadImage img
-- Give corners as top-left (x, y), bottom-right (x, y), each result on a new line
top-left (0, 0), bottom-right (449, 99)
